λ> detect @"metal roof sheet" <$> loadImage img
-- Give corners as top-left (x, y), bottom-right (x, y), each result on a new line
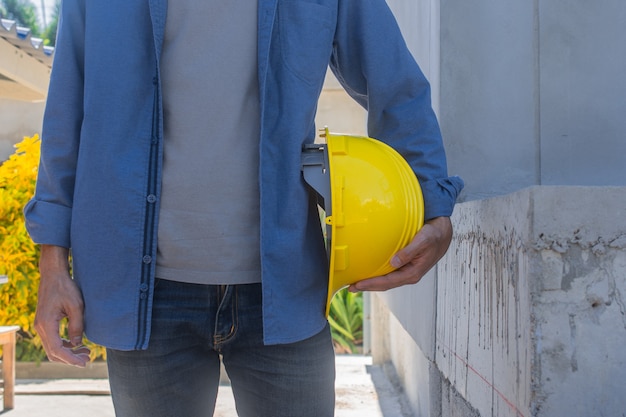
top-left (0, 18), bottom-right (54, 68)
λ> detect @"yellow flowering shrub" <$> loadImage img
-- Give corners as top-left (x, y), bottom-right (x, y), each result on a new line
top-left (0, 135), bottom-right (105, 361)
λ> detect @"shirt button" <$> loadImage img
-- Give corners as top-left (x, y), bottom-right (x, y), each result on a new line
top-left (140, 293), bottom-right (147, 300)
top-left (142, 255), bottom-right (152, 264)
top-left (152, 76), bottom-right (158, 85)
top-left (139, 283), bottom-right (148, 292)
top-left (147, 194), bottom-right (157, 203)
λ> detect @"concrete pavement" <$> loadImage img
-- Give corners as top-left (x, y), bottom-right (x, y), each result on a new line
top-left (2, 355), bottom-right (413, 417)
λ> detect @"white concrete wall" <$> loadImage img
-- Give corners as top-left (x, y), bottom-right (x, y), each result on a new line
top-left (373, 187), bottom-right (626, 416)
top-left (385, 0), bottom-right (440, 114)
top-left (537, 2), bottom-right (626, 186)
top-left (435, 189), bottom-right (535, 417)
top-left (0, 98), bottom-right (45, 161)
top-left (370, 0), bottom-right (626, 415)
top-left (367, 2), bottom-right (444, 415)
top-left (440, 0), bottom-right (626, 200)
top-left (528, 187), bottom-right (626, 416)
top-left (441, 187), bottom-right (626, 416)
top-left (439, 0), bottom-right (538, 200)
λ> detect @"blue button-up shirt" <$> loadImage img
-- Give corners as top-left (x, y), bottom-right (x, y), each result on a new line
top-left (25, 0), bottom-right (463, 350)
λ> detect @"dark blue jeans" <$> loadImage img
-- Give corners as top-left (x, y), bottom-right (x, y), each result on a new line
top-left (106, 280), bottom-right (336, 417)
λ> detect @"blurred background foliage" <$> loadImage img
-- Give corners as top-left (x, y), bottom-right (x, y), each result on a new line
top-left (329, 289), bottom-right (363, 354)
top-left (0, 135), bottom-right (106, 362)
top-left (0, 0), bottom-right (59, 46)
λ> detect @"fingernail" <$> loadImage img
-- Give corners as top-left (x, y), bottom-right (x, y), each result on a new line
top-left (71, 336), bottom-right (82, 346)
top-left (391, 256), bottom-right (402, 268)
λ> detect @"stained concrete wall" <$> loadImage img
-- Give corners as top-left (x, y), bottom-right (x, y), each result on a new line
top-left (440, 187), bottom-right (626, 416)
top-left (370, 0), bottom-right (626, 416)
top-left (373, 187), bottom-right (626, 417)
top-left (435, 189), bottom-right (534, 417)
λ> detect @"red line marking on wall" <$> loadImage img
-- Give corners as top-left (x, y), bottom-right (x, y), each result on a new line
top-left (440, 343), bottom-right (527, 417)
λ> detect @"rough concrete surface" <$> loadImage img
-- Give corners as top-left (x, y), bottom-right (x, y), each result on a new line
top-left (433, 187), bottom-right (626, 417)
top-left (2, 355), bottom-right (410, 417)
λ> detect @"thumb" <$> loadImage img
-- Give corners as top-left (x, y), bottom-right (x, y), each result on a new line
top-left (391, 252), bottom-right (406, 269)
top-left (390, 236), bottom-right (423, 268)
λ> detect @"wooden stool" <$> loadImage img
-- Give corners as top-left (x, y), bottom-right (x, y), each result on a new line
top-left (0, 326), bottom-right (20, 410)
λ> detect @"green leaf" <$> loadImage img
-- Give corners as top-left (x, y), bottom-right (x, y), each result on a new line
top-left (328, 289), bottom-right (363, 354)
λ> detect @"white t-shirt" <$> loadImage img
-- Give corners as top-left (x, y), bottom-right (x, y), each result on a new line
top-left (156, 0), bottom-right (262, 285)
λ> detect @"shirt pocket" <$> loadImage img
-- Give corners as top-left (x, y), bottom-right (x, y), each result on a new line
top-left (278, 1), bottom-right (335, 85)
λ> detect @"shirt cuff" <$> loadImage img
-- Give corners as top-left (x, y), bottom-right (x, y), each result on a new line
top-left (24, 199), bottom-right (72, 248)
top-left (420, 176), bottom-right (465, 221)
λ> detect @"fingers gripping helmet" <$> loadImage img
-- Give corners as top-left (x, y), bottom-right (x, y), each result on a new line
top-left (302, 128), bottom-right (424, 316)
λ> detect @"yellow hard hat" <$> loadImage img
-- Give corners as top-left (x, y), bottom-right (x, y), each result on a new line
top-left (302, 128), bottom-right (424, 316)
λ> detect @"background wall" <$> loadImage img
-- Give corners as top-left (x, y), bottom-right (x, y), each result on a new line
top-left (0, 21), bottom-right (52, 161)
top-left (370, 0), bottom-right (626, 416)
top-left (0, 99), bottom-right (44, 160)
top-left (373, 186), bottom-right (626, 417)
top-left (439, 0), bottom-right (626, 200)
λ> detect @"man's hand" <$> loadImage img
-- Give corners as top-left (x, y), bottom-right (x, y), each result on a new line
top-left (34, 245), bottom-right (90, 367)
top-left (349, 216), bottom-right (453, 292)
